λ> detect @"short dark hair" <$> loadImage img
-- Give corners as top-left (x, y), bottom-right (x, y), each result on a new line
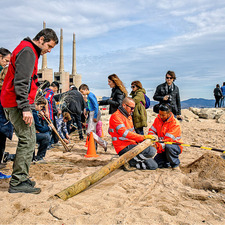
top-left (166, 71), bottom-right (176, 81)
top-left (0, 48), bottom-right (11, 57)
top-left (159, 103), bottom-right (171, 112)
top-left (63, 112), bottom-right (71, 121)
top-left (79, 84), bottom-right (89, 91)
top-left (33, 28), bottom-right (59, 44)
top-left (51, 81), bottom-right (59, 90)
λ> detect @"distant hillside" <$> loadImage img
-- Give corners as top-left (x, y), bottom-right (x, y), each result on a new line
top-left (149, 98), bottom-right (215, 109)
top-left (102, 97), bottom-right (216, 109)
top-left (181, 98), bottom-right (215, 108)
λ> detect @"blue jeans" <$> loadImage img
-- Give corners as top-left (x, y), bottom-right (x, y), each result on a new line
top-left (154, 144), bottom-right (181, 168)
top-left (36, 132), bottom-right (51, 159)
top-left (119, 145), bottom-right (158, 170)
top-left (221, 96), bottom-right (225, 107)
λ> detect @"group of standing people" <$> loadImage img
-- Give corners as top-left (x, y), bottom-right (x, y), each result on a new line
top-left (0, 26), bottom-right (183, 194)
top-left (213, 83), bottom-right (225, 108)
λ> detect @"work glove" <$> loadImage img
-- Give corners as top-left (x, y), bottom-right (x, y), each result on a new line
top-left (144, 135), bottom-right (158, 141)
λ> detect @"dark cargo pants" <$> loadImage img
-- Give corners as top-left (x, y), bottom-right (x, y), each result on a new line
top-left (4, 107), bottom-right (36, 186)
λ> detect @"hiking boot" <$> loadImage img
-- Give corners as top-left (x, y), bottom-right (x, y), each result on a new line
top-left (122, 163), bottom-right (137, 172)
top-left (27, 179), bottom-right (36, 187)
top-left (8, 181), bottom-right (41, 194)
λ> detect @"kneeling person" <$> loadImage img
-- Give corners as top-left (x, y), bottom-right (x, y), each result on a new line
top-left (56, 111), bottom-right (71, 144)
top-left (109, 97), bottom-right (158, 170)
top-left (33, 97), bottom-right (53, 163)
top-left (148, 104), bottom-right (183, 169)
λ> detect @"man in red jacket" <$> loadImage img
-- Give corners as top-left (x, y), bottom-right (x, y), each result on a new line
top-left (109, 97), bottom-right (158, 171)
top-left (148, 103), bottom-right (183, 170)
top-left (1, 28), bottom-right (58, 194)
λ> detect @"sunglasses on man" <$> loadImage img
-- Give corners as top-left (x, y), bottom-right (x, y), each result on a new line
top-left (126, 104), bottom-right (135, 110)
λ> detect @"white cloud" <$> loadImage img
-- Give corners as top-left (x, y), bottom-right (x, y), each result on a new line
top-left (1, 0), bottom-right (225, 100)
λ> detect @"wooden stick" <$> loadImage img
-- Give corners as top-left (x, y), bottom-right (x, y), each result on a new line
top-left (54, 139), bottom-right (152, 200)
top-left (42, 115), bottom-right (70, 152)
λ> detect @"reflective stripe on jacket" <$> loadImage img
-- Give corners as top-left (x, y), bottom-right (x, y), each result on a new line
top-left (148, 113), bottom-right (183, 154)
top-left (109, 109), bottom-right (144, 154)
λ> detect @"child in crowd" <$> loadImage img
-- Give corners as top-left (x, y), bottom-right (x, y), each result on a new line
top-left (32, 97), bottom-right (53, 163)
top-left (79, 84), bottom-right (107, 151)
top-left (43, 81), bottom-right (59, 148)
top-left (55, 109), bottom-right (71, 144)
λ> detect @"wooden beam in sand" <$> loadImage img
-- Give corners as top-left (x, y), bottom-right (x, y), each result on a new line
top-left (54, 139), bottom-right (152, 200)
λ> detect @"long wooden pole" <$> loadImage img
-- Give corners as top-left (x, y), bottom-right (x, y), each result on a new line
top-left (55, 139), bottom-right (152, 200)
top-left (43, 115), bottom-right (70, 152)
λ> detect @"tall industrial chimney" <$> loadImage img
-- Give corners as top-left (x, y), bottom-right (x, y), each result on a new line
top-left (41, 21), bottom-right (47, 69)
top-left (72, 33), bottom-right (76, 75)
top-left (59, 28), bottom-right (64, 72)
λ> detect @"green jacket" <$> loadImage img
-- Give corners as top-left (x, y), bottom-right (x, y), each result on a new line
top-left (130, 88), bottom-right (147, 128)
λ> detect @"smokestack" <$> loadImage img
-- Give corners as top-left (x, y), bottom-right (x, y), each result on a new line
top-left (59, 28), bottom-right (64, 72)
top-left (72, 33), bottom-right (76, 75)
top-left (41, 21), bottom-right (47, 69)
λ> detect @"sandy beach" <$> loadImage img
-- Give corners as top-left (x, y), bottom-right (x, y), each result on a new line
top-left (0, 109), bottom-right (225, 225)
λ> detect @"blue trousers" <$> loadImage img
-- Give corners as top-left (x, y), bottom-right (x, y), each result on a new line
top-left (36, 132), bottom-right (51, 159)
top-left (119, 145), bottom-right (158, 170)
top-left (154, 144), bottom-right (181, 168)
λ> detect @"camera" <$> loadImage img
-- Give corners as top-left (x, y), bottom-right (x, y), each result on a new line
top-left (168, 95), bottom-right (172, 103)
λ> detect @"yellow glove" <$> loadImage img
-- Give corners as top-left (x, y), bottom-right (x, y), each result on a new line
top-left (144, 135), bottom-right (157, 141)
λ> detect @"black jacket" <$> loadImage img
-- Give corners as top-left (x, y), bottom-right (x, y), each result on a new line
top-left (214, 87), bottom-right (222, 97)
top-left (99, 86), bottom-right (125, 114)
top-left (54, 89), bottom-right (86, 115)
top-left (153, 82), bottom-right (181, 115)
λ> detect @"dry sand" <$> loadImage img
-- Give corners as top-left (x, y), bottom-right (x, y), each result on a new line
top-left (0, 110), bottom-right (225, 225)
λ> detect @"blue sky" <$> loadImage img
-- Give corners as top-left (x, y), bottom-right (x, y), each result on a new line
top-left (1, 0), bottom-right (225, 100)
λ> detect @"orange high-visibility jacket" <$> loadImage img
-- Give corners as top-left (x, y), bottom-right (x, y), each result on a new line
top-left (109, 109), bottom-right (144, 154)
top-left (148, 113), bottom-right (183, 154)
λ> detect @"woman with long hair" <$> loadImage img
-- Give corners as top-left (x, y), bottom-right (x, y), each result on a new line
top-left (130, 80), bottom-right (147, 135)
top-left (99, 74), bottom-right (127, 114)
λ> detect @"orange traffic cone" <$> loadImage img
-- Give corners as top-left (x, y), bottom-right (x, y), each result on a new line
top-left (84, 136), bottom-right (89, 147)
top-left (85, 132), bottom-right (99, 158)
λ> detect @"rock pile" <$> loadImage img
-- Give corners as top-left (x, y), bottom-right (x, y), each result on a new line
top-left (189, 107), bottom-right (225, 123)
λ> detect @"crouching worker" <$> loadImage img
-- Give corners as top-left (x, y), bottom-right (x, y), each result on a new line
top-left (148, 103), bottom-right (183, 170)
top-left (109, 97), bottom-right (158, 171)
top-left (33, 97), bottom-right (53, 163)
